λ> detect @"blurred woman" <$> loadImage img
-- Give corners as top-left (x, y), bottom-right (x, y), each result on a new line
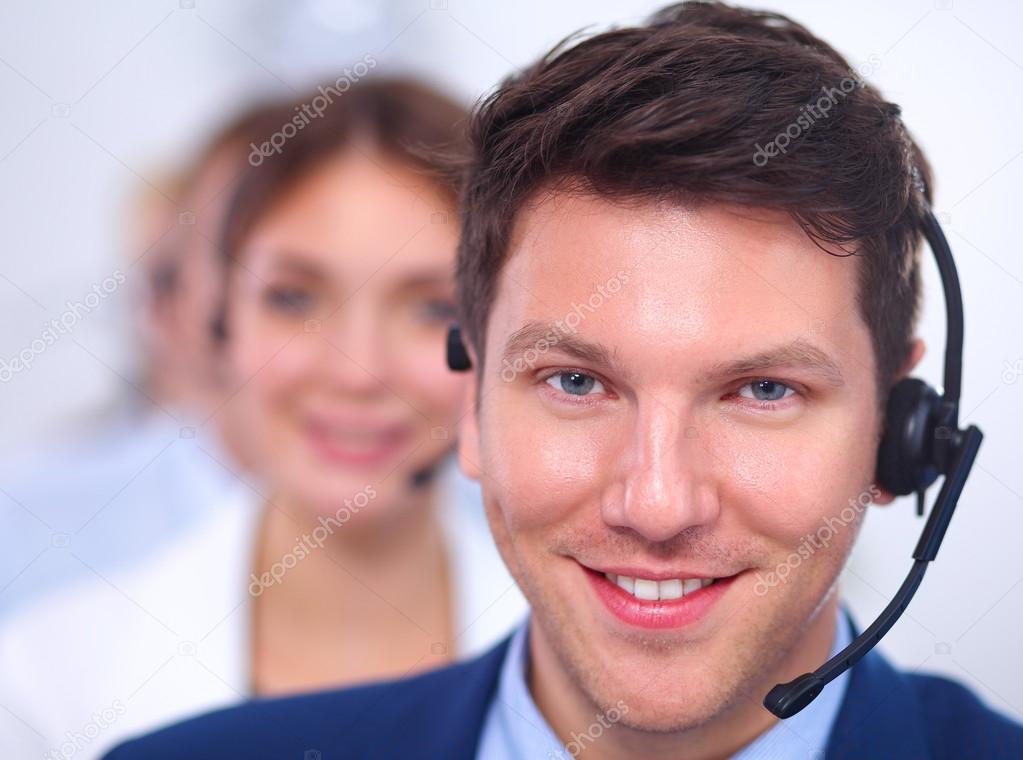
top-left (218, 78), bottom-right (527, 694)
top-left (0, 79), bottom-right (525, 758)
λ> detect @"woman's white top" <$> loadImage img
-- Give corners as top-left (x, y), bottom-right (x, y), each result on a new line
top-left (0, 461), bottom-right (527, 760)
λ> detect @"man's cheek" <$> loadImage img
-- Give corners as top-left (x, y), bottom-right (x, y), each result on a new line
top-left (698, 414), bottom-right (812, 505)
top-left (484, 419), bottom-right (603, 529)
top-left (705, 431), bottom-right (800, 525)
top-left (726, 453), bottom-right (847, 553)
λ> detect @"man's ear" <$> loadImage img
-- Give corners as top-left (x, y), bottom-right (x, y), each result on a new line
top-left (873, 337), bottom-right (927, 506)
top-left (457, 347), bottom-right (482, 481)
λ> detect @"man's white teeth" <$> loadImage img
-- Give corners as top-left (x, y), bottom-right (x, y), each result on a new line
top-left (606, 573), bottom-right (715, 601)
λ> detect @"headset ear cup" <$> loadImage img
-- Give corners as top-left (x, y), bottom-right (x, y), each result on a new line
top-left (876, 377), bottom-right (941, 496)
top-left (446, 324), bottom-right (472, 371)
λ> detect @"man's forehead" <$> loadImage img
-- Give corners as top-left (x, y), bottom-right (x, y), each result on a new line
top-left (498, 196), bottom-right (854, 310)
top-left (487, 192), bottom-right (868, 385)
top-left (498, 193), bottom-right (848, 309)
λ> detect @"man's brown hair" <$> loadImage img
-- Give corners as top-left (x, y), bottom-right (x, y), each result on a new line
top-left (456, 0), bottom-right (932, 403)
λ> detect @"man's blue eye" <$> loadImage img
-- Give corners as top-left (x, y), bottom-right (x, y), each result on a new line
top-left (739, 379), bottom-right (794, 402)
top-left (546, 371), bottom-right (604, 396)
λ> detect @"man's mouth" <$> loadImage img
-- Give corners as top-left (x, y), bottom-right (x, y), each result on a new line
top-left (603, 572), bottom-right (717, 602)
top-left (580, 563), bottom-right (740, 630)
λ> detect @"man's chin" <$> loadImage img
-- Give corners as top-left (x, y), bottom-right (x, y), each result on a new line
top-left (580, 653), bottom-right (741, 734)
top-left (530, 596), bottom-right (777, 737)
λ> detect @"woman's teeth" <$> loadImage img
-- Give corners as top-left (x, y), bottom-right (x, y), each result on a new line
top-left (324, 427), bottom-right (396, 449)
top-left (605, 572), bottom-right (715, 601)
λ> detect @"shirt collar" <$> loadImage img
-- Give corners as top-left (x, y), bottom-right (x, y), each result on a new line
top-left (477, 609), bottom-right (854, 759)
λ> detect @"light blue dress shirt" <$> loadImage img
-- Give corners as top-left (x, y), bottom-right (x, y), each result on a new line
top-left (476, 609), bottom-right (853, 759)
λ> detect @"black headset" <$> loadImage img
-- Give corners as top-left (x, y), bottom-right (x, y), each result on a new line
top-left (445, 207), bottom-right (983, 719)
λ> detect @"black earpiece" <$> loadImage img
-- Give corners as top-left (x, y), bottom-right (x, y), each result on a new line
top-left (446, 323), bottom-right (472, 371)
top-left (876, 377), bottom-right (942, 500)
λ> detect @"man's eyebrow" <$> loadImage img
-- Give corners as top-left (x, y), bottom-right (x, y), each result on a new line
top-left (502, 321), bottom-right (622, 371)
top-left (501, 323), bottom-right (844, 387)
top-left (697, 339), bottom-right (845, 387)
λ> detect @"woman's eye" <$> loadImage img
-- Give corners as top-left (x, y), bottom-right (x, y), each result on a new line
top-left (265, 287), bottom-right (312, 314)
top-left (545, 371), bottom-right (605, 397)
top-left (418, 299), bottom-right (456, 324)
top-left (737, 379), bottom-right (795, 404)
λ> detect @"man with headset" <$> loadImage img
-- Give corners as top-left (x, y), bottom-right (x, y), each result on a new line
top-left (106, 2), bottom-right (1022, 758)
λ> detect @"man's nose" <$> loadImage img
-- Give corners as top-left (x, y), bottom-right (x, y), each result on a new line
top-left (600, 405), bottom-right (720, 543)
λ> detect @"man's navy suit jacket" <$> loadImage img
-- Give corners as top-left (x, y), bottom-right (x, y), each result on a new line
top-left (105, 629), bottom-right (1023, 759)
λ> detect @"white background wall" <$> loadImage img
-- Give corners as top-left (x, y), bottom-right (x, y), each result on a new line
top-left (1, 0), bottom-right (1020, 720)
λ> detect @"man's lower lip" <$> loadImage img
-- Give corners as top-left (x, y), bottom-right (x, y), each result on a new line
top-left (583, 565), bottom-right (739, 630)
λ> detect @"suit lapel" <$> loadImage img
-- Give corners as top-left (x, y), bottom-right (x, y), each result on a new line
top-left (824, 645), bottom-right (930, 759)
top-left (387, 635), bottom-right (511, 759)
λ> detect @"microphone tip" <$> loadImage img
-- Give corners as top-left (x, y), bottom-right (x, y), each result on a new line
top-left (763, 673), bottom-right (824, 719)
top-left (410, 467), bottom-right (436, 488)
